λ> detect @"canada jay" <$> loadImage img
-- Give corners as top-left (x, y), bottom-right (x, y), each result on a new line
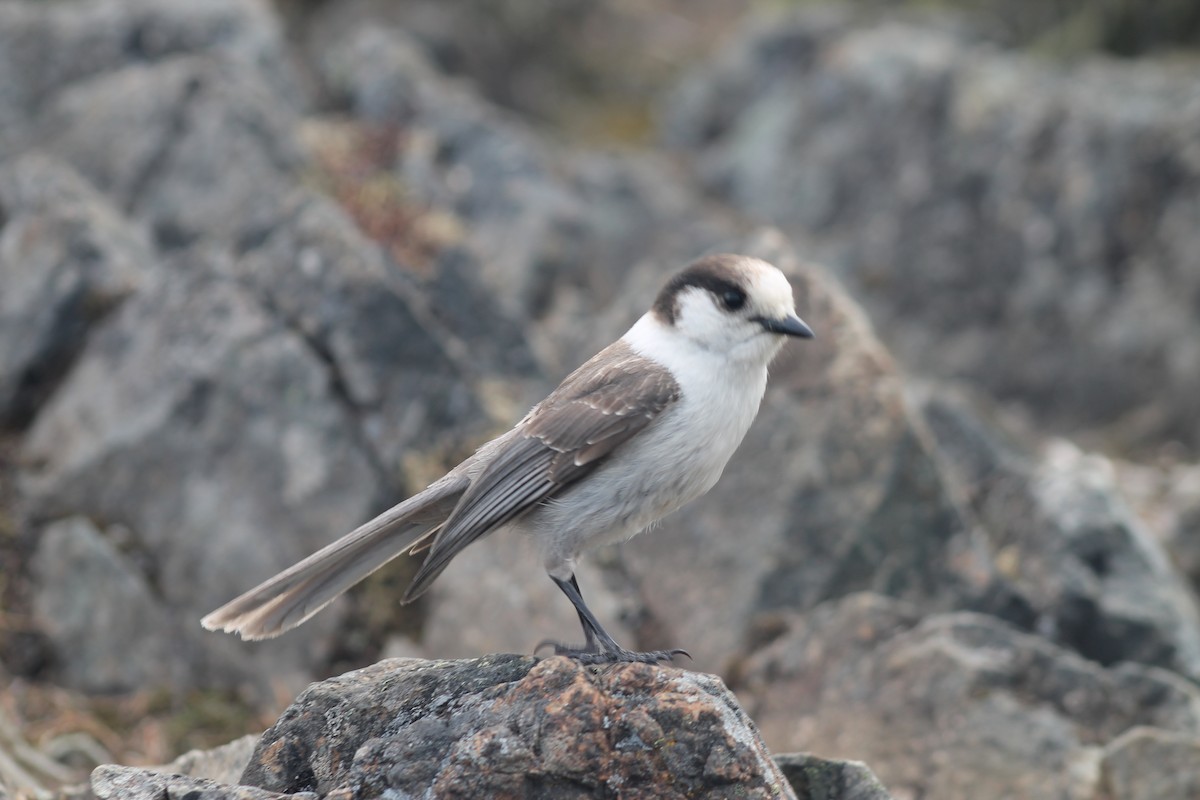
top-left (203, 253), bottom-right (814, 663)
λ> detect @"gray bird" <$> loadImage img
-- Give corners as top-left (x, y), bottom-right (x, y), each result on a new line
top-left (202, 253), bottom-right (814, 663)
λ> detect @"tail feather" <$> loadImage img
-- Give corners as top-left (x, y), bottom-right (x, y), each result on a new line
top-left (201, 476), bottom-right (468, 640)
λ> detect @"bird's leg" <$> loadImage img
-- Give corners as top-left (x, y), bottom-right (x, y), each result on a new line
top-left (567, 575), bottom-right (601, 652)
top-left (561, 574), bottom-right (621, 653)
top-left (536, 574), bottom-right (689, 665)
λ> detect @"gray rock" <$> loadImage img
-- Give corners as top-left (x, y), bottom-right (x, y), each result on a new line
top-left (665, 13), bottom-right (1200, 453)
top-left (40, 55), bottom-right (303, 251)
top-left (1171, 503), bottom-right (1200, 592)
top-left (225, 191), bottom-right (532, 471)
top-left (774, 753), bottom-right (894, 800)
top-left (15, 161), bottom-right (540, 691)
top-left (91, 764), bottom-right (316, 800)
top-left (30, 516), bottom-right (174, 693)
top-left (22, 252), bottom-right (380, 693)
top-left (0, 154), bottom-right (152, 428)
top-left (0, 0), bottom-right (297, 160)
top-left (315, 24), bottom-right (728, 343)
top-left (5, 12), bottom-right (556, 695)
top-left (241, 655), bottom-right (796, 799)
top-left (161, 734), bottom-right (262, 785)
top-left (1101, 727), bottom-right (1200, 800)
top-left (735, 593), bottom-right (1200, 800)
top-left (1108, 460), bottom-right (1200, 593)
top-left (313, 23), bottom-right (441, 125)
top-left (301, 0), bottom-right (603, 121)
top-left (919, 387), bottom-right (1200, 679)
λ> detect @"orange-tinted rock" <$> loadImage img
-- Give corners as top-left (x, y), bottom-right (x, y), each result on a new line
top-left (241, 655), bottom-right (796, 799)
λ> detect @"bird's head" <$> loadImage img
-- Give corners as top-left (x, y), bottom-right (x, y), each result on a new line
top-left (651, 254), bottom-right (814, 363)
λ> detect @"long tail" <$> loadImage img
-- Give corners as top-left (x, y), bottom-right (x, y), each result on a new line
top-left (201, 476), bottom-right (468, 640)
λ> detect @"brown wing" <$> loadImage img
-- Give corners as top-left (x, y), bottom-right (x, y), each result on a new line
top-left (402, 341), bottom-right (680, 600)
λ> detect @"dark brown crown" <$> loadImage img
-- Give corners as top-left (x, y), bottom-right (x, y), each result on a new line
top-left (652, 254), bottom-right (750, 326)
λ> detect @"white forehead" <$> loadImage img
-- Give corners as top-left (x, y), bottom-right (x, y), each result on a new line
top-left (740, 257), bottom-right (796, 312)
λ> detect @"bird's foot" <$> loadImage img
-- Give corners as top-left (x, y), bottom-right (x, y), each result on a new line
top-left (535, 640), bottom-right (691, 664)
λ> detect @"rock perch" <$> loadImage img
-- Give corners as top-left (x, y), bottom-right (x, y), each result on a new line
top-left (94, 655), bottom-right (816, 799)
top-left (242, 655), bottom-right (793, 798)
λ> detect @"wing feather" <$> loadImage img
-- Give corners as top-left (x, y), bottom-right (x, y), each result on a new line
top-left (403, 340), bottom-right (679, 600)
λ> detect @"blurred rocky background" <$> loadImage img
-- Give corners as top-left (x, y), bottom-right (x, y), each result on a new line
top-left (1, 0), bottom-right (1199, 798)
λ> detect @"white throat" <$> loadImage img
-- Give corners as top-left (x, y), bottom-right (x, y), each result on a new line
top-left (622, 312), bottom-right (782, 375)
top-left (622, 311), bottom-right (770, 429)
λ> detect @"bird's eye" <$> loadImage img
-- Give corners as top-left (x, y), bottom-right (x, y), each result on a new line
top-left (721, 288), bottom-right (746, 311)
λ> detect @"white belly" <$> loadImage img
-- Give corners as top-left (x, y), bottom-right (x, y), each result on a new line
top-left (524, 351), bottom-right (769, 577)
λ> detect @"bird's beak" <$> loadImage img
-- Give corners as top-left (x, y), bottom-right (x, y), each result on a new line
top-left (757, 312), bottom-right (815, 339)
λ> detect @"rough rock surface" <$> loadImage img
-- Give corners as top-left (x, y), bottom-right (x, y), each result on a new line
top-left (22, 245), bottom-right (377, 693)
top-left (223, 191), bottom-right (534, 470)
top-left (90, 748), bottom-right (898, 800)
top-left (665, 12), bottom-right (1200, 452)
top-left (313, 24), bottom-right (735, 357)
top-left (92, 763), bottom-right (317, 800)
top-left (919, 387), bottom-right (1200, 679)
top-left (79, 735), bottom-right (266, 800)
top-left (40, 55), bottom-right (303, 251)
top-left (0, 155), bottom-right (152, 428)
top-left (1100, 727), bottom-right (1200, 800)
top-left (30, 516), bottom-right (175, 693)
top-left (15, 180), bottom-right (541, 689)
top-left (734, 592), bottom-right (1200, 800)
top-left (88, 657), bottom-right (898, 800)
top-left (774, 753), bottom-right (893, 800)
top-left (162, 734), bottom-right (263, 786)
top-left (239, 655), bottom-right (794, 799)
